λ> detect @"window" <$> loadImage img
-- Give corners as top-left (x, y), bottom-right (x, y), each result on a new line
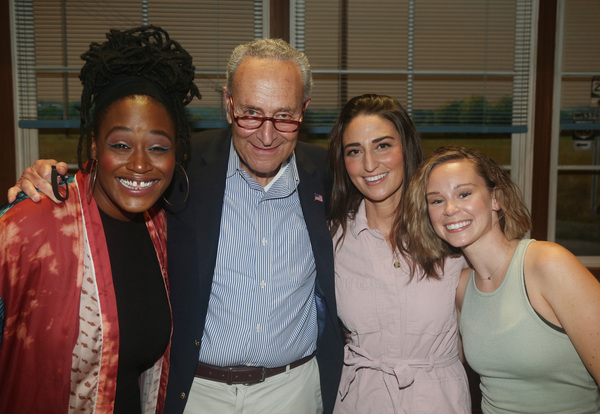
top-left (295, 0), bottom-right (534, 184)
top-left (551, 0), bottom-right (600, 261)
top-left (13, 0), bottom-right (535, 208)
top-left (12, 0), bottom-right (265, 169)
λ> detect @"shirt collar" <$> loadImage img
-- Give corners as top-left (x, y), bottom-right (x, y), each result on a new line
top-left (349, 199), bottom-right (370, 238)
top-left (348, 199), bottom-right (387, 242)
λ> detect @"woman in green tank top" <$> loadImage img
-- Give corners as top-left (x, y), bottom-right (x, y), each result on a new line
top-left (401, 146), bottom-right (600, 413)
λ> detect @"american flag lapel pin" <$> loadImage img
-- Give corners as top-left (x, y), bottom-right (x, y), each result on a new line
top-left (314, 193), bottom-right (323, 202)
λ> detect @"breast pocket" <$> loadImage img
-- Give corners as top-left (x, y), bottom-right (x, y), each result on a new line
top-left (335, 271), bottom-right (381, 334)
top-left (284, 227), bottom-right (316, 286)
top-left (405, 276), bottom-right (455, 335)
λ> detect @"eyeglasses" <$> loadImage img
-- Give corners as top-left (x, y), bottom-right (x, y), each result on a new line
top-left (229, 96), bottom-right (304, 133)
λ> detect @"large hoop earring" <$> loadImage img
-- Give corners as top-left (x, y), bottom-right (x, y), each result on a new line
top-left (86, 159), bottom-right (98, 204)
top-left (162, 163), bottom-right (190, 207)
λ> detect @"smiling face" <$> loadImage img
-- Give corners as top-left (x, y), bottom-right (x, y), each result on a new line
top-left (91, 95), bottom-right (176, 221)
top-left (426, 160), bottom-right (500, 249)
top-left (343, 114), bottom-right (405, 208)
top-left (226, 57), bottom-right (309, 187)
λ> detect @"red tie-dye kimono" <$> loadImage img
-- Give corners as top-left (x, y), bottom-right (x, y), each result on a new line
top-left (0, 171), bottom-right (171, 413)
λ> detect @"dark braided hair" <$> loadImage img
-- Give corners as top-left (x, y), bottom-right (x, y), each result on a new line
top-left (77, 25), bottom-right (201, 170)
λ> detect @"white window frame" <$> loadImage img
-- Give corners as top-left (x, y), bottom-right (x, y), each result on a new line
top-left (549, 0), bottom-right (600, 265)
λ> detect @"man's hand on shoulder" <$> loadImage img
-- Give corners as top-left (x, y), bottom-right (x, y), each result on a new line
top-left (8, 160), bottom-right (68, 203)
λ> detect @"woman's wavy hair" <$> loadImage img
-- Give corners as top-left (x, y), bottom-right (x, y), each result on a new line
top-left (77, 25), bottom-right (201, 170)
top-left (401, 146), bottom-right (532, 278)
top-left (328, 94), bottom-right (424, 254)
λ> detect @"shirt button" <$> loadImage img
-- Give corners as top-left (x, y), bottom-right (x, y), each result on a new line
top-left (256, 324), bottom-right (261, 332)
top-left (261, 237), bottom-right (267, 246)
top-left (260, 280), bottom-right (266, 288)
top-left (180, 392), bottom-right (186, 399)
top-left (394, 261), bottom-right (400, 268)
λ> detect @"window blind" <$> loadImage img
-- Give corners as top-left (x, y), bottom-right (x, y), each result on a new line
top-left (558, 0), bottom-right (600, 130)
top-left (296, 0), bottom-right (533, 134)
top-left (14, 0), bottom-right (533, 134)
top-left (14, 0), bottom-right (264, 129)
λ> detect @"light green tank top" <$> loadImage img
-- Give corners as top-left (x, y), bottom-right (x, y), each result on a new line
top-left (460, 239), bottom-right (600, 413)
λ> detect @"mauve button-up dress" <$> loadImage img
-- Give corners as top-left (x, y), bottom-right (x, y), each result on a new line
top-left (333, 201), bottom-right (471, 414)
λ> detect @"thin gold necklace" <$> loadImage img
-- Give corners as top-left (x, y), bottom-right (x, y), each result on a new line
top-left (478, 242), bottom-right (511, 281)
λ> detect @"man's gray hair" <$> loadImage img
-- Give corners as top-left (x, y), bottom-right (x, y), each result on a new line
top-left (226, 38), bottom-right (312, 102)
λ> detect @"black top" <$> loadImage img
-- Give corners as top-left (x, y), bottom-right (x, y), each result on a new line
top-left (99, 209), bottom-right (171, 413)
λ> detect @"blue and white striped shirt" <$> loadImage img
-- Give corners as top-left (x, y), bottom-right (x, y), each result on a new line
top-left (198, 143), bottom-right (318, 367)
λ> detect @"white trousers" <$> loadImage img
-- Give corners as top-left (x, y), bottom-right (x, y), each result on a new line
top-left (184, 358), bottom-right (323, 414)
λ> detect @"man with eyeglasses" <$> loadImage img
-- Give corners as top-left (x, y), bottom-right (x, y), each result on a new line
top-left (165, 38), bottom-right (344, 414)
top-left (9, 38), bottom-right (344, 414)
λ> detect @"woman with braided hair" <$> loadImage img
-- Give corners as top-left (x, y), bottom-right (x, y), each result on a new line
top-left (0, 25), bottom-right (200, 413)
